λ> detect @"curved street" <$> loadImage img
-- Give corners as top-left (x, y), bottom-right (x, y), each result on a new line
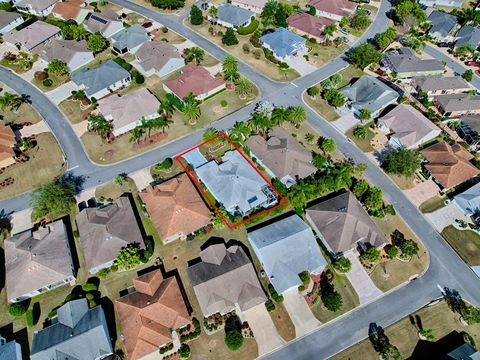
top-left (1, 1), bottom-right (480, 359)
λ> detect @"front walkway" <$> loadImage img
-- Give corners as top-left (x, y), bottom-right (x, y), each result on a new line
top-left (344, 251), bottom-right (383, 305)
top-left (282, 288), bottom-right (321, 337)
top-left (243, 304), bottom-right (285, 356)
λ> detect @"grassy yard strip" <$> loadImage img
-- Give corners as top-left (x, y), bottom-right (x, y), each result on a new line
top-left (419, 195), bottom-right (447, 214)
top-left (0, 102), bottom-right (42, 125)
top-left (442, 225), bottom-right (480, 266)
top-left (345, 126), bottom-right (375, 152)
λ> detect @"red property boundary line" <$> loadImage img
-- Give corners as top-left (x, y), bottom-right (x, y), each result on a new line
top-left (174, 132), bottom-right (288, 229)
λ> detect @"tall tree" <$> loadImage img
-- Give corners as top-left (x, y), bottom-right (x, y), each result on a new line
top-left (129, 127), bottom-right (145, 144)
top-left (322, 24), bottom-right (337, 45)
top-left (229, 121), bottom-right (250, 143)
top-left (348, 42), bottom-right (382, 69)
top-left (260, 0), bottom-right (277, 26)
top-left (222, 28), bottom-right (239, 46)
top-left (0, 92), bottom-right (25, 111)
top-left (382, 148), bottom-right (421, 177)
top-left (152, 116), bottom-right (169, 133)
top-left (287, 106), bottom-right (307, 126)
top-left (87, 113), bottom-right (113, 140)
top-left (183, 98), bottom-right (201, 124)
top-left (222, 54), bottom-right (238, 73)
top-left (189, 4), bottom-right (203, 25)
top-left (183, 47), bottom-right (205, 65)
top-left (159, 100), bottom-right (174, 119)
top-left (235, 77), bottom-right (255, 98)
top-left (87, 33), bottom-right (107, 53)
top-left (47, 59), bottom-right (69, 76)
top-left (31, 180), bottom-right (76, 219)
top-left (271, 106), bottom-right (289, 126)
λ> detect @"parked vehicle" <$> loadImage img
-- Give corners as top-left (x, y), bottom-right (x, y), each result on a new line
top-left (437, 42), bottom-right (450, 48)
top-left (342, 36), bottom-right (349, 43)
top-left (465, 61), bottom-right (480, 67)
top-left (339, 27), bottom-right (350, 35)
top-left (142, 21), bottom-right (153, 28)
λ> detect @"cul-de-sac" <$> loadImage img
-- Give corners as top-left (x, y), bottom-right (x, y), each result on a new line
top-left (0, 0), bottom-right (480, 359)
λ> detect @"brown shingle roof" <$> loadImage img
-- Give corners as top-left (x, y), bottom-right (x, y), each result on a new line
top-left (0, 125), bottom-right (16, 163)
top-left (421, 142), bottom-right (480, 189)
top-left (164, 63), bottom-right (225, 100)
top-left (307, 0), bottom-right (356, 17)
top-left (115, 270), bottom-right (191, 360)
top-left (135, 41), bottom-right (182, 73)
top-left (139, 173), bottom-right (210, 241)
top-left (287, 12), bottom-right (334, 38)
top-left (244, 126), bottom-right (316, 182)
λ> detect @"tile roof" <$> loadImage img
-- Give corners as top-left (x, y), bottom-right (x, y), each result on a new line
top-left (15, 0), bottom-right (59, 12)
top-left (413, 75), bottom-right (470, 92)
top-left (306, 192), bottom-right (388, 254)
top-left (135, 41), bottom-right (183, 73)
top-left (164, 63), bottom-right (225, 100)
top-left (4, 21), bottom-right (60, 51)
top-left (248, 214), bottom-right (327, 294)
top-left (384, 47), bottom-right (444, 74)
top-left (244, 126), bottom-right (316, 182)
top-left (52, 0), bottom-right (92, 20)
top-left (139, 173), bottom-right (211, 240)
top-left (216, 4), bottom-right (254, 27)
top-left (435, 93), bottom-right (480, 113)
top-left (30, 299), bottom-right (113, 360)
top-left (71, 59), bottom-right (131, 97)
top-left (4, 219), bottom-right (74, 301)
top-left (115, 270), bottom-right (191, 360)
top-left (377, 104), bottom-right (441, 148)
top-left (287, 12), bottom-right (335, 39)
top-left (97, 87), bottom-right (160, 133)
top-left (421, 142), bottom-right (480, 188)
top-left (428, 10), bottom-right (458, 37)
top-left (0, 10), bottom-right (22, 30)
top-left (307, 0), bottom-right (356, 17)
top-left (38, 39), bottom-right (90, 64)
top-left (187, 243), bottom-right (266, 315)
top-left (0, 125), bottom-right (16, 163)
top-left (455, 25), bottom-right (480, 49)
top-left (340, 75), bottom-right (399, 114)
top-left (195, 150), bottom-right (276, 215)
top-left (260, 27), bottom-right (306, 58)
top-left (111, 24), bottom-right (150, 51)
top-left (76, 196), bottom-right (145, 272)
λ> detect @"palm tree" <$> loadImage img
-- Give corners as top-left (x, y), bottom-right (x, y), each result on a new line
top-left (183, 47), bottom-right (205, 65)
top-left (222, 54), bottom-right (238, 74)
top-left (250, 112), bottom-right (272, 135)
top-left (287, 106), bottom-right (307, 127)
top-left (353, 125), bottom-right (368, 139)
top-left (271, 106), bottom-right (289, 126)
top-left (203, 127), bottom-right (219, 141)
top-left (159, 100), bottom-right (174, 119)
top-left (235, 77), bottom-right (255, 98)
top-left (0, 92), bottom-right (25, 111)
top-left (152, 116), bottom-right (169, 133)
top-left (129, 127), bottom-right (145, 144)
top-left (183, 99), bottom-right (201, 125)
top-left (322, 24), bottom-right (337, 45)
top-left (229, 121), bottom-right (250, 143)
top-left (223, 70), bottom-right (239, 86)
top-left (139, 118), bottom-right (154, 138)
top-left (87, 113), bottom-right (113, 140)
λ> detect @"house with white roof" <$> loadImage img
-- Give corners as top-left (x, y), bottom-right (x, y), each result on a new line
top-left (211, 3), bottom-right (254, 29)
top-left (453, 182), bottom-right (480, 218)
top-left (260, 28), bottom-right (307, 61)
top-left (39, 39), bottom-right (93, 71)
top-left (15, 0), bottom-right (59, 16)
top-left (111, 24), bottom-right (150, 54)
top-left (0, 10), bottom-right (24, 35)
top-left (231, 0), bottom-right (266, 13)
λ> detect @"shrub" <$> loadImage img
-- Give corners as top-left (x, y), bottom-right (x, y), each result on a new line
top-left (178, 344), bottom-right (191, 359)
top-left (82, 283), bottom-right (97, 292)
top-left (237, 19), bottom-right (259, 35)
top-left (34, 71), bottom-right (48, 81)
top-left (333, 257), bottom-right (352, 273)
top-left (361, 247), bottom-right (381, 263)
top-left (189, 4), bottom-right (203, 25)
top-left (141, 237), bottom-right (154, 262)
top-left (42, 78), bottom-right (53, 87)
top-left (134, 73), bottom-right (145, 84)
top-left (322, 291), bottom-right (343, 312)
top-left (149, 0), bottom-right (185, 10)
top-left (97, 268), bottom-right (110, 278)
top-left (73, 230), bottom-right (79, 238)
top-left (8, 300), bottom-right (30, 317)
top-left (253, 49), bottom-right (262, 59)
top-left (386, 245), bottom-right (399, 259)
top-left (249, 33), bottom-right (261, 48)
top-left (265, 299), bottom-right (276, 312)
top-left (298, 284), bottom-right (305, 292)
top-left (220, 100), bottom-right (228, 107)
top-left (242, 43), bottom-right (250, 53)
top-left (114, 57), bottom-right (132, 71)
top-left (222, 28), bottom-right (238, 46)
top-left (86, 293), bottom-right (94, 301)
top-left (299, 271), bottom-right (311, 285)
top-left (225, 329), bottom-right (244, 351)
top-left (26, 309), bottom-right (34, 327)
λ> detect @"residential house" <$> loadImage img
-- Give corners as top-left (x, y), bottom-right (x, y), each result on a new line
top-left (76, 196), bottom-right (145, 273)
top-left (97, 87), bottom-right (160, 136)
top-left (52, 0), bottom-right (92, 23)
top-left (382, 47), bottom-right (445, 79)
top-left (4, 219), bottom-right (75, 302)
top-left (459, 114), bottom-right (480, 148)
top-left (187, 243), bottom-right (266, 316)
top-left (211, 3), bottom-right (254, 29)
top-left (421, 142), bottom-right (480, 189)
top-left (195, 150), bottom-right (278, 217)
top-left (15, 0), bottom-right (58, 16)
top-left (455, 25), bottom-right (480, 50)
top-left (445, 343), bottom-right (480, 360)
top-left (244, 126), bottom-right (316, 187)
top-left (30, 299), bottom-right (113, 360)
top-left (434, 93), bottom-right (480, 117)
top-left (4, 21), bottom-right (61, 52)
top-left (419, 0), bottom-right (463, 7)
top-left (377, 104), bottom-right (441, 149)
top-left (0, 336), bottom-right (22, 360)
top-left (340, 75), bottom-right (400, 117)
top-left (306, 0), bottom-right (356, 21)
top-left (71, 59), bottom-right (131, 100)
top-left (163, 63), bottom-right (225, 103)
top-left (38, 39), bottom-right (94, 71)
top-left (133, 41), bottom-right (184, 77)
top-left (412, 75), bottom-right (470, 99)
top-left (111, 24), bottom-right (150, 54)
top-left (287, 12), bottom-right (335, 42)
top-left (0, 125), bottom-right (17, 169)
top-left (306, 192), bottom-right (388, 256)
top-left (427, 10), bottom-right (459, 42)
top-left (248, 214), bottom-right (327, 294)
top-left (0, 10), bottom-right (23, 35)
top-left (230, 0), bottom-right (266, 13)
top-left (139, 173), bottom-right (211, 243)
top-left (115, 270), bottom-right (191, 360)
top-left (83, 10), bottom-right (123, 38)
top-left (453, 182), bottom-right (480, 220)
top-left (260, 27), bottom-right (308, 61)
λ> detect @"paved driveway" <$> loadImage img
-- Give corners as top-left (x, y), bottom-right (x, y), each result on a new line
top-left (130, 168), bottom-right (154, 191)
top-left (404, 179), bottom-right (441, 207)
top-left (284, 55), bottom-right (317, 76)
top-left (46, 81), bottom-right (78, 105)
top-left (9, 208), bottom-right (32, 235)
top-left (282, 288), bottom-right (320, 337)
top-left (332, 113), bottom-right (359, 134)
top-left (344, 251), bottom-right (383, 305)
top-left (243, 305), bottom-right (285, 356)
top-left (426, 203), bottom-right (470, 232)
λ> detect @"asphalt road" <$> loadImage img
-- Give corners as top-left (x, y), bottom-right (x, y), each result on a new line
top-left (1, 1), bottom-right (480, 359)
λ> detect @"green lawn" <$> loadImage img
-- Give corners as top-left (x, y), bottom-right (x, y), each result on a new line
top-left (31, 73), bottom-right (69, 92)
top-left (303, 94), bottom-right (339, 121)
top-left (95, 177), bottom-right (138, 200)
top-left (337, 66), bottom-right (366, 88)
top-left (0, 101), bottom-right (42, 125)
top-left (442, 225), bottom-right (480, 266)
top-left (345, 126), bottom-right (375, 152)
top-left (419, 195), bottom-right (447, 214)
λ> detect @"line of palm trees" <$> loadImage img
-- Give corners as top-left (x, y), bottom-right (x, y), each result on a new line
top-left (0, 92), bottom-right (26, 112)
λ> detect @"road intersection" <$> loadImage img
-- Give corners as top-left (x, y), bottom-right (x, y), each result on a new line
top-left (1, 1), bottom-right (480, 358)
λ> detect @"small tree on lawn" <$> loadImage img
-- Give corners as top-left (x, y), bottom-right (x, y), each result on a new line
top-left (353, 125), bottom-right (369, 139)
top-left (183, 47), bottom-right (205, 65)
top-left (225, 329), bottom-right (244, 351)
top-left (333, 257), bottom-right (352, 273)
top-left (399, 238), bottom-right (419, 259)
top-left (114, 174), bottom-right (126, 186)
top-left (348, 43), bottom-right (382, 69)
top-left (115, 243), bottom-right (142, 270)
top-left (353, 179), bottom-right (369, 198)
top-left (222, 28), bottom-right (239, 46)
top-left (47, 59), bottom-right (69, 76)
top-left (362, 247), bottom-right (381, 263)
top-left (359, 108), bottom-right (371, 122)
top-left (382, 148), bottom-right (421, 178)
top-left (189, 4), bottom-right (203, 25)
top-left (323, 88), bottom-right (346, 108)
top-left (222, 54), bottom-right (238, 73)
top-left (321, 138), bottom-right (336, 154)
top-left (322, 291), bottom-right (343, 312)
top-left (31, 180), bottom-right (76, 220)
top-left (87, 33), bottom-right (108, 53)
top-left (364, 186), bottom-right (383, 211)
top-left (419, 328), bottom-right (435, 341)
top-left (209, 5), bottom-right (217, 17)
top-left (307, 86), bottom-right (320, 98)
top-left (87, 113), bottom-right (113, 140)
top-left (178, 344), bottom-right (191, 359)
top-left (8, 300), bottom-right (30, 317)
top-left (463, 69), bottom-right (474, 82)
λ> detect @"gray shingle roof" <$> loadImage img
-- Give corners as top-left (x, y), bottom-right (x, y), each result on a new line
top-left (455, 25), bottom-right (480, 49)
top-left (260, 28), bottom-right (306, 58)
top-left (413, 75), bottom-right (470, 92)
top-left (453, 182), bottom-right (480, 216)
top-left (111, 24), bottom-right (150, 51)
top-left (71, 59), bottom-right (130, 97)
top-left (0, 337), bottom-right (22, 360)
top-left (436, 93), bottom-right (480, 112)
top-left (30, 299), bottom-right (113, 360)
top-left (248, 214), bottom-right (327, 294)
top-left (0, 10), bottom-right (22, 30)
top-left (340, 75), bottom-right (399, 114)
top-left (216, 4), bottom-right (254, 27)
top-left (428, 10), bottom-right (458, 37)
top-left (306, 192), bottom-right (388, 254)
top-left (384, 47), bottom-right (444, 74)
